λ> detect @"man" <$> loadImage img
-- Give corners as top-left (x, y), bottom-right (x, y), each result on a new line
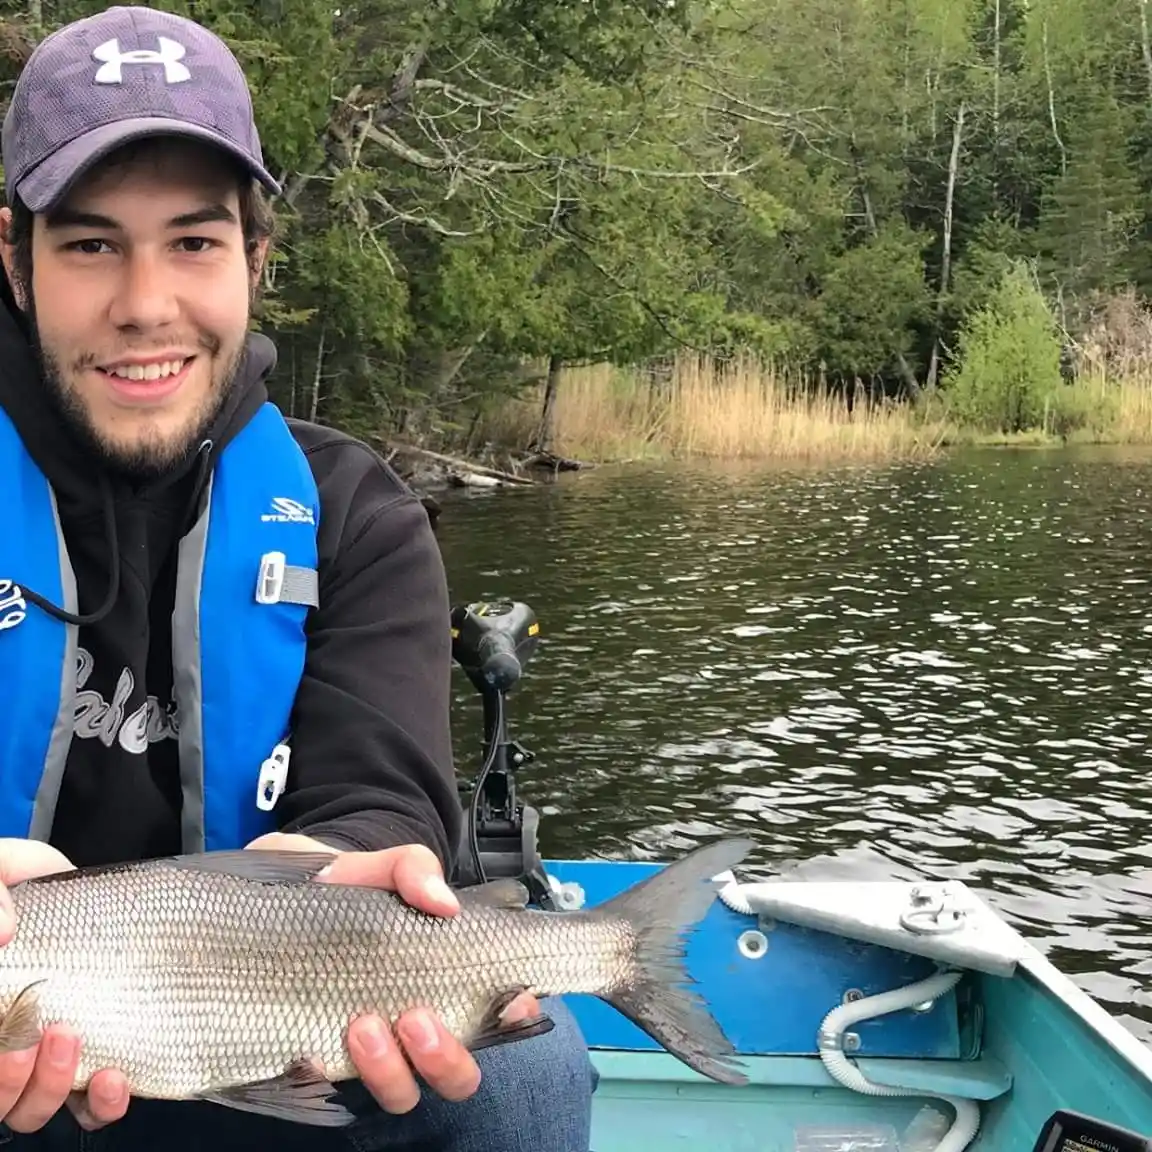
top-left (0, 5), bottom-right (595, 1149)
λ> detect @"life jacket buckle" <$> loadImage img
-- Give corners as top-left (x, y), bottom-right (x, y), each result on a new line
top-left (257, 743), bottom-right (290, 811)
top-left (255, 552), bottom-right (286, 604)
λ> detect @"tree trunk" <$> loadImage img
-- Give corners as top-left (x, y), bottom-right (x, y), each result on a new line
top-left (927, 102), bottom-right (966, 390)
top-left (992, 0), bottom-right (1001, 154)
top-left (288, 342), bottom-right (298, 419)
top-left (309, 324), bottom-right (326, 424)
top-left (400, 344), bottom-right (478, 440)
top-left (849, 143), bottom-right (922, 400)
top-left (1043, 18), bottom-right (1067, 174)
top-left (535, 355), bottom-right (563, 453)
top-left (1140, 0), bottom-right (1152, 102)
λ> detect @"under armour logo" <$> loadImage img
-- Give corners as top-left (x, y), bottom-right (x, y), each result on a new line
top-left (92, 37), bottom-right (191, 85)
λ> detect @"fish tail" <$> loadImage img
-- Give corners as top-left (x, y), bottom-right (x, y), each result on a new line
top-left (598, 837), bottom-right (755, 1086)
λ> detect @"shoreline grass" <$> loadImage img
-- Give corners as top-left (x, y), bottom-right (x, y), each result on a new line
top-left (475, 356), bottom-right (1152, 465)
top-left (481, 356), bottom-right (944, 465)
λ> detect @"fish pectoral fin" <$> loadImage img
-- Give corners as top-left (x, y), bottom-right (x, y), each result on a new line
top-left (457, 878), bottom-right (531, 909)
top-left (198, 1059), bottom-right (354, 1128)
top-left (465, 986), bottom-right (556, 1053)
top-left (165, 850), bottom-right (337, 886)
top-left (0, 982), bottom-right (44, 1052)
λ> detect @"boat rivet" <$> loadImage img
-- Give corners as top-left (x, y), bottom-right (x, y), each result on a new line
top-left (843, 1032), bottom-right (861, 1052)
top-left (843, 988), bottom-right (864, 1003)
top-left (737, 930), bottom-right (769, 960)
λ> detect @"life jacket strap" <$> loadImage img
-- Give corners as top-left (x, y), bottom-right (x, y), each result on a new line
top-left (256, 551), bottom-right (319, 608)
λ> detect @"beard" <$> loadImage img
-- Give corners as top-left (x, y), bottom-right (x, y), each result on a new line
top-left (27, 299), bottom-right (246, 482)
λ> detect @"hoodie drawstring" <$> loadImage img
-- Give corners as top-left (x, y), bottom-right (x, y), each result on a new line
top-left (20, 472), bottom-right (120, 627)
top-left (15, 439), bottom-right (214, 630)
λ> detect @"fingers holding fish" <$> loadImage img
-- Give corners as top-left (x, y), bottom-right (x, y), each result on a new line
top-left (0, 1023), bottom-right (80, 1133)
top-left (0, 839), bottom-right (75, 946)
top-left (387, 846), bottom-right (461, 918)
top-left (319, 844), bottom-right (461, 918)
top-left (498, 990), bottom-right (541, 1027)
top-left (0, 1044), bottom-right (37, 1122)
top-left (0, 840), bottom-right (74, 888)
top-left (394, 1008), bottom-right (482, 1103)
top-left (346, 1013), bottom-right (422, 1114)
top-left (64, 1069), bottom-right (130, 1131)
top-left (251, 834), bottom-right (463, 917)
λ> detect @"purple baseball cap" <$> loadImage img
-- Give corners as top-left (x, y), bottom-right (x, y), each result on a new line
top-left (2, 5), bottom-right (281, 212)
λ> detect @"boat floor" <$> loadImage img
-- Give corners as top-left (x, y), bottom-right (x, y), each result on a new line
top-left (590, 1086), bottom-right (948, 1152)
top-left (587, 1051), bottom-right (994, 1152)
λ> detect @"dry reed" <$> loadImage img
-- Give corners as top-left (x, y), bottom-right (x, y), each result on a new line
top-left (476, 346), bottom-right (1152, 463)
top-left (482, 355), bottom-right (946, 464)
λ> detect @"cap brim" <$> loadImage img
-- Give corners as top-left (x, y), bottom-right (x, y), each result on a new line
top-left (15, 116), bottom-right (281, 212)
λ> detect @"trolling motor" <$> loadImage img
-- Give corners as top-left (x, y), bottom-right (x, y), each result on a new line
top-left (450, 600), bottom-right (555, 908)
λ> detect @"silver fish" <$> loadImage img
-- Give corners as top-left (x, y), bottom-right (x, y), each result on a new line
top-left (0, 837), bottom-right (753, 1127)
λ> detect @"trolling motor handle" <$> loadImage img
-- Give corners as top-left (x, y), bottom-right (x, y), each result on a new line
top-left (450, 600), bottom-right (553, 906)
top-left (450, 601), bottom-right (540, 695)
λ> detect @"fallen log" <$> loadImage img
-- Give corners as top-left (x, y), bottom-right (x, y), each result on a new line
top-left (377, 441), bottom-right (537, 487)
top-left (519, 450), bottom-right (594, 473)
top-left (447, 470), bottom-right (507, 489)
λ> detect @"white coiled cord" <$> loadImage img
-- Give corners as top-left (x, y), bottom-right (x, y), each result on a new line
top-left (818, 969), bottom-right (981, 1151)
top-left (711, 875), bottom-right (982, 1152)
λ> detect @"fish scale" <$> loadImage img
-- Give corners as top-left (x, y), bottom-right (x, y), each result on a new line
top-left (0, 840), bottom-right (752, 1126)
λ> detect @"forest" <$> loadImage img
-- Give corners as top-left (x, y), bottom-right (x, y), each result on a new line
top-left (3, 0), bottom-right (1152, 460)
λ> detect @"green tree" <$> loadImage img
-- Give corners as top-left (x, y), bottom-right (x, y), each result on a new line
top-left (941, 258), bottom-right (1064, 432)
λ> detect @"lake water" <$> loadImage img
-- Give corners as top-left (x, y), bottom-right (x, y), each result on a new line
top-left (434, 446), bottom-right (1152, 1042)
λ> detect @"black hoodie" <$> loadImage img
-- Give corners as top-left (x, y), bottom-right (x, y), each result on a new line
top-left (0, 295), bottom-right (463, 872)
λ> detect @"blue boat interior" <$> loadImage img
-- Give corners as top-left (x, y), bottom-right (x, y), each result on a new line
top-left (546, 857), bottom-right (1152, 1152)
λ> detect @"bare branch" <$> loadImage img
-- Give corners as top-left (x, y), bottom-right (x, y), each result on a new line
top-left (690, 78), bottom-right (835, 128)
top-left (412, 78), bottom-right (506, 111)
top-left (370, 191), bottom-right (479, 237)
top-left (496, 129), bottom-right (758, 180)
top-left (363, 118), bottom-right (545, 175)
top-left (379, 32), bottom-right (434, 124)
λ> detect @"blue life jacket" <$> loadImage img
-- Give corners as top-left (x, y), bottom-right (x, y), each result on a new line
top-left (0, 400), bottom-right (320, 852)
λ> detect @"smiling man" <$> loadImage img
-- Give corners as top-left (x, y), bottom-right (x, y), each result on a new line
top-left (0, 5), bottom-right (594, 1151)
top-left (16, 157), bottom-right (257, 479)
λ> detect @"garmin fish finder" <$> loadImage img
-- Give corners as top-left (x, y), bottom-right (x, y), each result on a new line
top-left (449, 600), bottom-right (554, 908)
top-left (1032, 1110), bottom-right (1152, 1152)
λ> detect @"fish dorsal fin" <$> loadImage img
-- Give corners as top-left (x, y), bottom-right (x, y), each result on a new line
top-left (164, 850), bottom-right (337, 885)
top-left (458, 878), bottom-right (531, 909)
top-left (14, 850), bottom-right (339, 892)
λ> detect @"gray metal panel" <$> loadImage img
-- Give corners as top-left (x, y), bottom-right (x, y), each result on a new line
top-left (735, 879), bottom-right (1025, 977)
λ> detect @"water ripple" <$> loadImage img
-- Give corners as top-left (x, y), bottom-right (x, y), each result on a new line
top-left (437, 448), bottom-right (1152, 1041)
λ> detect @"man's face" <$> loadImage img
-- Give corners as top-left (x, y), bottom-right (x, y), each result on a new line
top-left (1, 139), bottom-right (265, 477)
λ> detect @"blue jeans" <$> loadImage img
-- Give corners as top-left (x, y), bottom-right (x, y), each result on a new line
top-left (3, 999), bottom-right (597, 1152)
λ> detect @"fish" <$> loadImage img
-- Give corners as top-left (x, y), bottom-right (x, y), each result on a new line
top-left (0, 836), bottom-right (754, 1127)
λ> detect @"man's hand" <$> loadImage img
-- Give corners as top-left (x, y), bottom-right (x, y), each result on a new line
top-left (0, 839), bottom-right (129, 1133)
top-left (245, 833), bottom-right (539, 1113)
